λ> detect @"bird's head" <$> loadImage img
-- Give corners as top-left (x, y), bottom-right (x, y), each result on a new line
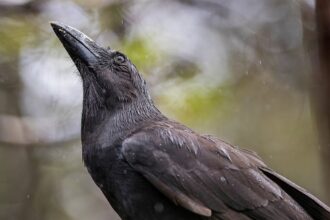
top-left (51, 22), bottom-right (150, 111)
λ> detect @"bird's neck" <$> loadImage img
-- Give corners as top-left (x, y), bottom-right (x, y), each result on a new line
top-left (106, 97), bottom-right (164, 133)
top-left (81, 97), bottom-right (165, 147)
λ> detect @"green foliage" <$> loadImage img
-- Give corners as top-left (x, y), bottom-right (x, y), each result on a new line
top-left (121, 38), bottom-right (161, 74)
top-left (157, 83), bottom-right (234, 130)
top-left (0, 20), bottom-right (34, 56)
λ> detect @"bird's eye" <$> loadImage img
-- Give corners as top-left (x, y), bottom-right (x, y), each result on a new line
top-left (114, 55), bottom-right (125, 64)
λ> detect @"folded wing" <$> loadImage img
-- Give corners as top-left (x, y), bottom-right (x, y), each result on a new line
top-left (122, 123), bottom-right (329, 219)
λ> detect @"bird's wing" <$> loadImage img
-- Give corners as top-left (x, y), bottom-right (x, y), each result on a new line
top-left (260, 167), bottom-right (330, 219)
top-left (122, 123), bottom-right (325, 219)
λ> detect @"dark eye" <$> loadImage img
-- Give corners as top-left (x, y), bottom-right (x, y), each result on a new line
top-left (114, 55), bottom-right (125, 64)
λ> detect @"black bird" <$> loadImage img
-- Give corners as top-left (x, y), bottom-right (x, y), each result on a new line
top-left (51, 22), bottom-right (330, 220)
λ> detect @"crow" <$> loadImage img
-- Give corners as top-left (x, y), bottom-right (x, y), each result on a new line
top-left (51, 22), bottom-right (330, 220)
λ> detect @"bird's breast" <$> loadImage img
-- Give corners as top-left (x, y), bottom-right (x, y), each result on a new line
top-left (82, 143), bottom-right (204, 220)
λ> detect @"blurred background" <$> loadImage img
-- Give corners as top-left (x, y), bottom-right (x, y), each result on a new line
top-left (1, 0), bottom-right (329, 219)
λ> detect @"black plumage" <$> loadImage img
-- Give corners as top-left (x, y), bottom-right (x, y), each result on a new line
top-left (51, 22), bottom-right (330, 220)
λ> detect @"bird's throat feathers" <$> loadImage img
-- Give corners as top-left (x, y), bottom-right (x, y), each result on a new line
top-left (81, 81), bottom-right (164, 146)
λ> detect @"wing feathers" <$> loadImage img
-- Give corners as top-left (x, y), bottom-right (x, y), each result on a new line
top-left (260, 167), bottom-right (330, 220)
top-left (144, 172), bottom-right (212, 217)
top-left (121, 123), bottom-right (329, 219)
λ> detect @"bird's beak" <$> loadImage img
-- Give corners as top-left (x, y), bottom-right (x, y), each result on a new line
top-left (50, 21), bottom-right (100, 66)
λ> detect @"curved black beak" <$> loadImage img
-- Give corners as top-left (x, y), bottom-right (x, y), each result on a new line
top-left (50, 22), bottom-right (100, 66)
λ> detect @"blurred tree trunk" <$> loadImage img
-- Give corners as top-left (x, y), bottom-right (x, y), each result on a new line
top-left (0, 41), bottom-right (41, 220)
top-left (0, 4), bottom-right (44, 220)
top-left (313, 0), bottom-right (330, 203)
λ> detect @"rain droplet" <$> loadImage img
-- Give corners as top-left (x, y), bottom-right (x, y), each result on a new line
top-left (220, 176), bottom-right (226, 182)
top-left (154, 202), bottom-right (164, 213)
